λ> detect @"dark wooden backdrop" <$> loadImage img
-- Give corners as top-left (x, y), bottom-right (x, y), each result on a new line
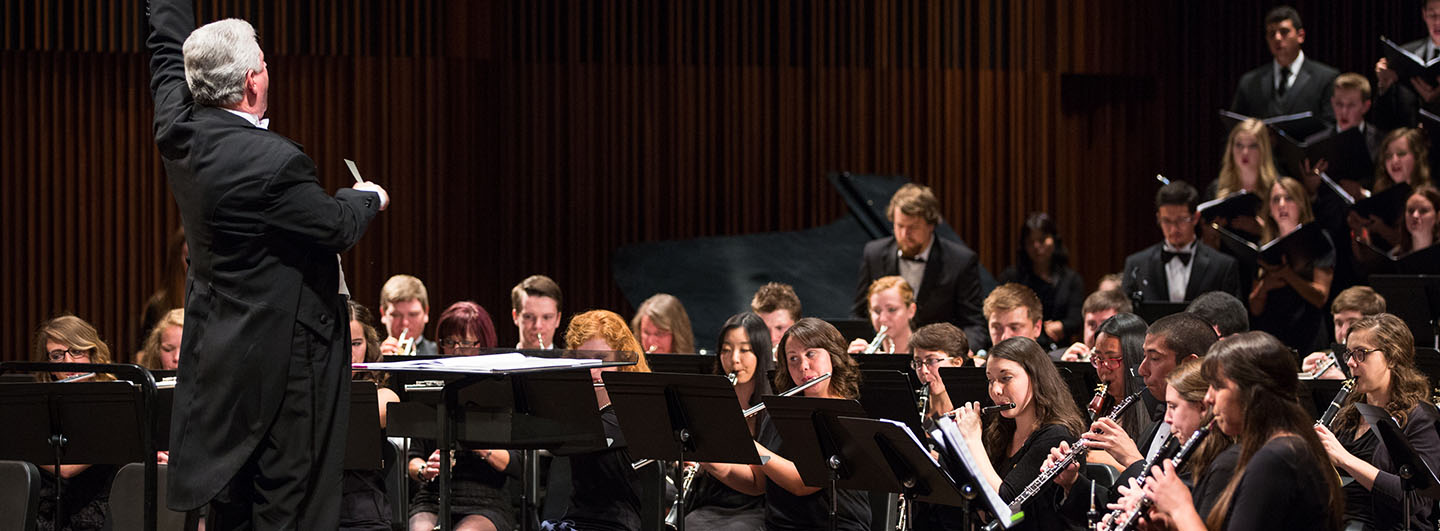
top-left (1, 0), bottom-right (1428, 360)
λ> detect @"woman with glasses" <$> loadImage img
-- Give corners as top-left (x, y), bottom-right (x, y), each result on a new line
top-left (685, 312), bottom-right (775, 531)
top-left (909, 323), bottom-right (970, 422)
top-left (30, 315), bottom-right (119, 531)
top-left (848, 276), bottom-right (916, 354)
top-left (406, 301), bottom-right (514, 531)
top-left (630, 293), bottom-right (696, 354)
top-left (1249, 177), bottom-right (1335, 354)
top-left (1314, 313), bottom-right (1440, 530)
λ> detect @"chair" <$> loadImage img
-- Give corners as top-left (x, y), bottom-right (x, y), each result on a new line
top-left (0, 460), bottom-right (41, 531)
top-left (384, 438), bottom-right (407, 531)
top-left (108, 462), bottom-right (191, 531)
top-left (1085, 462), bottom-right (1120, 490)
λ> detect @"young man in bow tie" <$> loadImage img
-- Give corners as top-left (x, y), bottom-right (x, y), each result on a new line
top-left (1121, 181), bottom-right (1242, 304)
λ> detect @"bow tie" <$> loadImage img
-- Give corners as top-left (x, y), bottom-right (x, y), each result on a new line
top-left (1161, 250), bottom-right (1192, 266)
top-left (900, 255), bottom-right (925, 263)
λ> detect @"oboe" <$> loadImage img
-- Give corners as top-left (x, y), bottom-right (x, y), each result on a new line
top-left (984, 390), bottom-right (1143, 529)
top-left (1106, 418), bottom-right (1217, 531)
top-left (1318, 378), bottom-right (1356, 428)
top-left (631, 372), bottom-right (832, 470)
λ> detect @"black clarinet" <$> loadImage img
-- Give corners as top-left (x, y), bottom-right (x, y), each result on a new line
top-left (1104, 418), bottom-right (1216, 531)
top-left (1318, 378), bottom-right (1356, 429)
top-left (979, 390), bottom-right (1143, 531)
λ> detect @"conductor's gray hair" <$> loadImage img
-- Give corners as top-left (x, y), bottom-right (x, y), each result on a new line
top-left (182, 19), bottom-right (262, 107)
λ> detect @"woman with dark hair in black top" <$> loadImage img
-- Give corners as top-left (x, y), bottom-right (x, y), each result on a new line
top-left (702, 317), bottom-right (871, 530)
top-left (950, 337), bottom-right (1087, 531)
top-left (1141, 331), bottom-right (1342, 531)
top-left (682, 312), bottom-right (774, 530)
top-left (997, 212), bottom-right (1085, 345)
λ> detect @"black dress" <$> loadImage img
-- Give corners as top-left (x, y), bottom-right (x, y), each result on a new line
top-left (757, 413), bottom-right (872, 531)
top-left (682, 414), bottom-right (780, 531)
top-left (993, 423), bottom-right (1080, 531)
top-left (543, 405), bottom-right (644, 531)
top-left (997, 265), bottom-right (1085, 342)
top-left (36, 464), bottom-right (118, 531)
top-left (408, 440), bottom-right (518, 530)
top-left (1253, 230), bottom-right (1335, 353)
top-left (1214, 435), bottom-right (1336, 531)
top-left (1334, 403), bottom-right (1440, 531)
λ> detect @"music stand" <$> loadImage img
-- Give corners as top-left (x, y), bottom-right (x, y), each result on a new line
top-left (859, 370), bottom-right (927, 438)
top-left (1370, 275), bottom-right (1440, 348)
top-left (0, 362), bottom-right (160, 531)
top-left (1135, 302), bottom-right (1188, 324)
top-left (763, 394), bottom-right (896, 531)
top-left (1300, 378), bottom-right (1347, 420)
top-left (601, 372), bottom-right (765, 531)
top-left (929, 416), bottom-right (1025, 529)
top-left (855, 354), bottom-right (918, 373)
top-left (1055, 362), bottom-right (1103, 417)
top-left (833, 416), bottom-right (973, 530)
top-left (1356, 403), bottom-right (1440, 531)
top-left (345, 381), bottom-right (383, 470)
top-left (644, 353), bottom-right (719, 375)
top-left (827, 318), bottom-right (877, 343)
top-left (938, 367), bottom-right (993, 407)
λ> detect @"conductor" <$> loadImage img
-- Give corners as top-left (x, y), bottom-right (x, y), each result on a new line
top-left (148, 0), bottom-right (389, 528)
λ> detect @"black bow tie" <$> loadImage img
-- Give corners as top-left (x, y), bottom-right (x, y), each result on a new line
top-left (1161, 250), bottom-right (1192, 266)
top-left (900, 255), bottom-right (925, 263)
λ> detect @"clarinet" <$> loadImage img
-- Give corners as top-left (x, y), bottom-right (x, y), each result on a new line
top-left (979, 390), bottom-right (1143, 530)
top-left (1317, 378), bottom-right (1356, 429)
top-left (1103, 418), bottom-right (1216, 531)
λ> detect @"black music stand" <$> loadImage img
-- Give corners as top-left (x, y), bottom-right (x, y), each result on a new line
top-left (363, 353), bottom-right (628, 531)
top-left (833, 416), bottom-right (972, 530)
top-left (344, 381), bottom-right (383, 470)
top-left (938, 367), bottom-right (993, 407)
top-left (855, 354), bottom-right (917, 373)
top-left (601, 372), bottom-right (766, 531)
top-left (928, 416), bottom-right (1025, 529)
top-left (1356, 403), bottom-right (1440, 531)
top-left (0, 362), bottom-right (160, 531)
top-left (859, 370), bottom-right (927, 438)
top-left (763, 395), bottom-right (895, 531)
top-left (1055, 362), bottom-right (1103, 416)
top-left (1370, 275), bottom-right (1440, 348)
top-left (644, 353), bottom-right (719, 375)
top-left (1300, 378), bottom-right (1347, 420)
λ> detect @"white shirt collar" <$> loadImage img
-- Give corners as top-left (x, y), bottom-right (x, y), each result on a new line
top-left (222, 107), bottom-right (270, 130)
top-left (1275, 50), bottom-right (1304, 84)
top-left (1162, 240), bottom-right (1197, 254)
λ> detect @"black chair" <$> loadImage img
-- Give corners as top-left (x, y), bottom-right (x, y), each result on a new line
top-left (108, 462), bottom-right (192, 531)
top-left (1085, 463), bottom-right (1120, 490)
top-left (0, 460), bottom-right (41, 531)
top-left (384, 438), bottom-right (407, 531)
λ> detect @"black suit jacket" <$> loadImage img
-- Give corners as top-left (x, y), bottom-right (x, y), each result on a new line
top-left (149, 0), bottom-right (381, 509)
top-left (1120, 242), bottom-right (1242, 304)
top-left (1231, 56), bottom-right (1340, 137)
top-left (852, 236), bottom-right (986, 344)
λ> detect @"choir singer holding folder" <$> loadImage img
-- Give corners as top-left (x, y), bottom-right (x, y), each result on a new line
top-left (148, 0), bottom-right (389, 528)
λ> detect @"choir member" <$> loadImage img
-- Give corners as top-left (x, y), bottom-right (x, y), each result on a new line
top-left (848, 276), bottom-right (915, 354)
top-left (750, 282), bottom-right (801, 348)
top-left (542, 310), bottom-right (651, 531)
top-left (685, 313), bottom-right (774, 531)
top-left (1123, 181), bottom-right (1243, 304)
top-left (138, 307), bottom-right (183, 371)
top-left (407, 301), bottom-right (514, 531)
top-left (31, 315), bottom-right (119, 531)
top-left (1230, 6), bottom-right (1338, 137)
top-left (998, 212), bottom-right (1085, 345)
top-left (1140, 331), bottom-right (1342, 531)
top-left (1314, 314), bottom-right (1440, 530)
top-left (512, 275), bottom-right (563, 349)
top-left (1399, 184), bottom-right (1440, 255)
top-left (1372, 0), bottom-right (1440, 130)
top-left (952, 337), bottom-right (1087, 531)
top-left (1056, 289), bottom-right (1133, 361)
top-left (1250, 177), bottom-right (1335, 354)
top-left (630, 293), bottom-right (696, 354)
top-left (379, 274), bottom-right (437, 356)
top-left (703, 318), bottom-right (871, 530)
top-left (343, 302), bottom-right (400, 531)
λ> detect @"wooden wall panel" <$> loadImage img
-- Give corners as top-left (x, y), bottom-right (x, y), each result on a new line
top-left (3, 1), bottom-right (1421, 361)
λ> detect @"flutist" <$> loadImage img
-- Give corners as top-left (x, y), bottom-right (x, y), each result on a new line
top-left (698, 319), bottom-right (871, 531)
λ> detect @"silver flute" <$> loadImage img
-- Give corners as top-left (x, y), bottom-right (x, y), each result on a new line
top-left (862, 325), bottom-right (890, 354)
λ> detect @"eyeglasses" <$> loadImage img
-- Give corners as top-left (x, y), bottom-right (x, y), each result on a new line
top-left (46, 348), bottom-right (91, 362)
top-left (1344, 347), bottom-right (1383, 363)
top-left (1156, 215), bottom-right (1194, 227)
top-left (438, 339), bottom-right (483, 349)
top-left (911, 356), bottom-right (950, 370)
top-left (1090, 352), bottom-right (1124, 370)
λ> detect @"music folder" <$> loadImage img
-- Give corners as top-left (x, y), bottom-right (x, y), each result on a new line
top-left (1270, 127), bottom-right (1374, 183)
top-left (1382, 36), bottom-right (1440, 85)
top-left (1218, 108), bottom-right (1324, 140)
top-left (930, 415), bottom-right (1024, 528)
top-left (1197, 191), bottom-right (1263, 223)
top-left (1215, 223), bottom-right (1330, 270)
top-left (1352, 182), bottom-right (1414, 227)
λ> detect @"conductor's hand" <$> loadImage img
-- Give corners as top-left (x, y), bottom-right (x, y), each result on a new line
top-left (354, 181), bottom-right (390, 211)
top-left (1042, 441), bottom-right (1081, 494)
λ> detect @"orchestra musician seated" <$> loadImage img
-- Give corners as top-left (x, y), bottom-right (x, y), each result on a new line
top-left (511, 275), bottom-right (563, 350)
top-left (1301, 286), bottom-right (1387, 380)
top-left (750, 282), bottom-right (801, 349)
top-left (31, 315), bottom-right (119, 531)
top-left (1314, 314), bottom-right (1440, 530)
top-left (342, 302), bottom-right (400, 531)
top-left (378, 274), bottom-right (438, 356)
top-left (137, 307), bottom-right (183, 371)
top-left (981, 283), bottom-right (1055, 360)
top-left (909, 323), bottom-right (969, 420)
top-left (848, 275), bottom-right (916, 355)
top-left (1056, 289), bottom-right (1133, 362)
top-left (630, 293), bottom-right (696, 354)
top-left (1184, 291), bottom-right (1249, 339)
top-left (541, 310), bottom-right (652, 531)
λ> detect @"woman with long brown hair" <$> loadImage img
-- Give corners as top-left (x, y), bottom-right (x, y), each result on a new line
top-left (1140, 332), bottom-right (1342, 530)
top-left (1315, 314), bottom-right (1440, 530)
top-left (1249, 177), bottom-right (1335, 354)
top-left (951, 337), bottom-right (1086, 530)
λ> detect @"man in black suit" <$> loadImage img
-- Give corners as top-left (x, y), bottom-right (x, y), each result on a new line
top-left (853, 183), bottom-right (986, 344)
top-left (149, 1), bottom-right (388, 527)
top-left (1122, 182), bottom-right (1243, 304)
top-left (1230, 6), bottom-right (1338, 138)
top-left (1372, 0), bottom-right (1440, 130)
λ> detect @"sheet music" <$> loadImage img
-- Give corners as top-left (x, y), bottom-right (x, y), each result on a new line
top-left (355, 352), bottom-right (604, 373)
top-left (934, 416), bottom-right (1024, 528)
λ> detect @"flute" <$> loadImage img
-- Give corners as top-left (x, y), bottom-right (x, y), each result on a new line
top-left (57, 372), bottom-right (96, 383)
top-left (862, 325), bottom-right (890, 354)
top-left (981, 402), bottom-right (1016, 414)
top-left (632, 372), bottom-right (832, 470)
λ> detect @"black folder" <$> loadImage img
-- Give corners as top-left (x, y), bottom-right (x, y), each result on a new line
top-left (1382, 36), bottom-right (1440, 85)
top-left (1218, 109), bottom-right (1325, 142)
top-left (1197, 191), bottom-right (1263, 223)
top-left (1353, 182), bottom-right (1414, 227)
top-left (1272, 127), bottom-right (1373, 183)
top-left (1215, 223), bottom-right (1330, 270)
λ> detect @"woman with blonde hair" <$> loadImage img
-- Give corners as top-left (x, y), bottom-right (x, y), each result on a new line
top-left (1353, 128), bottom-right (1434, 253)
top-left (138, 308), bottom-right (184, 371)
top-left (32, 315), bottom-right (115, 383)
top-left (1206, 119), bottom-right (1278, 246)
top-left (630, 293), bottom-right (695, 354)
top-left (848, 275), bottom-right (916, 354)
top-left (542, 310), bottom-right (651, 531)
top-left (1250, 177), bottom-right (1335, 353)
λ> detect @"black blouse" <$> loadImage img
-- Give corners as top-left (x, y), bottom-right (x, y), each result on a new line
top-left (756, 412), bottom-right (872, 531)
top-left (1252, 229), bottom-right (1336, 353)
top-left (1334, 402), bottom-right (1440, 531)
top-left (997, 265), bottom-right (1085, 342)
top-left (554, 405), bottom-right (645, 531)
top-left (1216, 435), bottom-right (1336, 531)
top-left (993, 423), bottom-right (1079, 531)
